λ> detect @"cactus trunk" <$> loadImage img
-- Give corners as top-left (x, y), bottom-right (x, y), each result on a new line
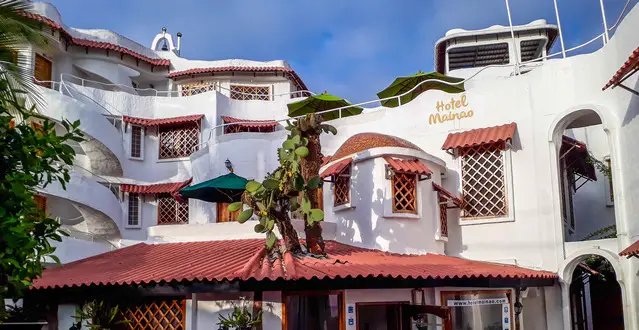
top-left (300, 116), bottom-right (325, 255)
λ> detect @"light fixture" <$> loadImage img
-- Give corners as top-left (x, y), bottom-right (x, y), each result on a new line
top-left (514, 301), bottom-right (523, 317)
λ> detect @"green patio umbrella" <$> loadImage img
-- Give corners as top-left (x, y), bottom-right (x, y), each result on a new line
top-left (179, 172), bottom-right (248, 203)
top-left (377, 71), bottom-right (465, 108)
top-left (287, 92), bottom-right (363, 120)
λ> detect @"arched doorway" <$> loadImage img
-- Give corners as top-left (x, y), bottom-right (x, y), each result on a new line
top-left (550, 108), bottom-right (616, 243)
top-left (569, 254), bottom-right (624, 330)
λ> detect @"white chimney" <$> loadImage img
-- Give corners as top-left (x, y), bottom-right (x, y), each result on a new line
top-left (176, 32), bottom-right (182, 56)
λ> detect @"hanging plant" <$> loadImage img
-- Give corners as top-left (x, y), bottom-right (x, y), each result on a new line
top-left (71, 300), bottom-right (129, 330)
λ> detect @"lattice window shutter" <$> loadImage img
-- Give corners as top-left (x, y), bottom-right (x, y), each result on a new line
top-left (230, 85), bottom-right (271, 101)
top-left (460, 142), bottom-right (508, 218)
top-left (158, 194), bottom-right (189, 225)
top-left (332, 166), bottom-right (351, 206)
top-left (159, 124), bottom-right (200, 159)
top-left (439, 195), bottom-right (448, 237)
top-left (121, 299), bottom-right (186, 330)
top-left (392, 172), bottom-right (418, 213)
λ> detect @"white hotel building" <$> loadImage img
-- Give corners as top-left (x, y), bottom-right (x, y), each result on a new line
top-left (12, 1), bottom-right (639, 330)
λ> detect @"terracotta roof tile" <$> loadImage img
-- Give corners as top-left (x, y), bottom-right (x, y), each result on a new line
top-left (441, 123), bottom-right (517, 150)
top-left (20, 11), bottom-right (170, 67)
top-left (603, 47), bottom-right (639, 90)
top-left (332, 133), bottom-right (424, 160)
top-left (619, 240), bottom-right (639, 257)
top-left (120, 179), bottom-right (192, 194)
top-left (123, 114), bottom-right (204, 127)
top-left (168, 67), bottom-right (307, 90)
top-left (221, 116), bottom-right (278, 129)
top-left (320, 158), bottom-right (352, 179)
top-left (384, 157), bottom-right (431, 175)
top-left (32, 240), bottom-right (557, 289)
top-left (561, 135), bottom-right (597, 181)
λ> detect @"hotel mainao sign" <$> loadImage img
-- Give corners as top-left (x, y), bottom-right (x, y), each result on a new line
top-left (429, 94), bottom-right (474, 125)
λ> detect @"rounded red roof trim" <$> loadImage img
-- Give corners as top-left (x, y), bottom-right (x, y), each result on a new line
top-left (331, 133), bottom-right (424, 161)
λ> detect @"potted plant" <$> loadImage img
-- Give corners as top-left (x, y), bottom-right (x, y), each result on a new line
top-left (71, 300), bottom-right (129, 330)
top-left (216, 299), bottom-right (262, 330)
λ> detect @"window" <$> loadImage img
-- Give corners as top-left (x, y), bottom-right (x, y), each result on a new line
top-left (216, 202), bottom-right (240, 222)
top-left (333, 166), bottom-right (351, 207)
top-left (34, 54), bottom-right (52, 88)
top-left (392, 172), bottom-right (418, 214)
top-left (439, 196), bottom-right (448, 237)
top-left (157, 193), bottom-right (189, 225)
top-left (180, 82), bottom-right (217, 96)
top-left (460, 142), bottom-right (508, 219)
top-left (283, 291), bottom-right (343, 330)
top-left (120, 299), bottom-right (186, 330)
top-left (130, 125), bottom-right (144, 159)
top-left (230, 85), bottom-right (270, 101)
top-left (159, 123), bottom-right (200, 159)
top-left (441, 290), bottom-right (512, 330)
top-left (34, 195), bottom-right (47, 213)
top-left (127, 193), bottom-right (141, 228)
top-left (356, 302), bottom-right (409, 330)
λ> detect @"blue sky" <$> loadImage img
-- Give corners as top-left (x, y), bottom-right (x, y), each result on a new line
top-left (49, 0), bottom-right (633, 103)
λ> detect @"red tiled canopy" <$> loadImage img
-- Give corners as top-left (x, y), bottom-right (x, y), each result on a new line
top-left (384, 157), bottom-right (431, 176)
top-left (619, 240), bottom-right (639, 258)
top-left (320, 158), bottom-right (353, 179)
top-left (123, 114), bottom-right (204, 127)
top-left (441, 123), bottom-right (517, 150)
top-left (221, 116), bottom-right (278, 129)
top-left (333, 133), bottom-right (424, 160)
top-left (602, 47), bottom-right (639, 91)
top-left (120, 179), bottom-right (192, 194)
top-left (432, 183), bottom-right (462, 207)
top-left (561, 135), bottom-right (597, 181)
top-left (32, 239), bottom-right (557, 289)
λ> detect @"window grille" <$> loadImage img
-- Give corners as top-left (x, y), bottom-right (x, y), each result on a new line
top-left (131, 125), bottom-right (143, 158)
top-left (120, 299), bottom-right (186, 330)
top-left (606, 158), bottom-right (614, 203)
top-left (34, 54), bottom-right (52, 88)
top-left (460, 142), bottom-right (508, 219)
top-left (128, 193), bottom-right (140, 227)
top-left (439, 196), bottom-right (448, 237)
top-left (159, 123), bottom-right (199, 159)
top-left (392, 172), bottom-right (418, 213)
top-left (230, 85), bottom-right (270, 101)
top-left (333, 166), bottom-right (350, 206)
top-left (157, 193), bottom-right (189, 225)
top-left (180, 83), bottom-right (217, 96)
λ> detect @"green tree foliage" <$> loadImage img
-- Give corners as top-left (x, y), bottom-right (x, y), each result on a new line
top-left (228, 114), bottom-right (336, 255)
top-left (0, 0), bottom-right (84, 303)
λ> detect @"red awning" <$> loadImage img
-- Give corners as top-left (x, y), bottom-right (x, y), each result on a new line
top-left (32, 239), bottom-right (557, 289)
top-left (321, 155), bottom-right (332, 167)
top-left (221, 116), bottom-right (278, 129)
top-left (123, 114), bottom-right (204, 127)
top-left (167, 66), bottom-right (308, 90)
top-left (384, 157), bottom-right (431, 175)
top-left (120, 179), bottom-right (192, 194)
top-left (441, 123), bottom-right (517, 150)
top-left (320, 158), bottom-right (352, 179)
top-left (561, 135), bottom-right (597, 181)
top-left (619, 240), bottom-right (639, 257)
top-left (432, 183), bottom-right (462, 207)
top-left (602, 47), bottom-right (639, 91)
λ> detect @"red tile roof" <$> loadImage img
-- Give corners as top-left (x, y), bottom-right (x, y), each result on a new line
top-left (603, 47), bottom-right (639, 91)
top-left (20, 11), bottom-right (170, 67)
top-left (221, 116), bottom-right (278, 129)
top-left (167, 66), bottom-right (308, 90)
top-left (333, 133), bottom-right (424, 160)
top-left (561, 135), bottom-right (597, 181)
top-left (120, 179), bottom-right (192, 194)
top-left (384, 157), bottom-right (431, 176)
top-left (32, 239), bottom-right (557, 289)
top-left (320, 158), bottom-right (352, 179)
top-left (122, 114), bottom-right (204, 127)
top-left (619, 240), bottom-right (639, 257)
top-left (432, 183), bottom-right (462, 207)
top-left (441, 123), bottom-right (517, 150)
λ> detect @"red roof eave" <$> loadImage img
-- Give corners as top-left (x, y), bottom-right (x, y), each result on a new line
top-left (619, 240), bottom-right (639, 257)
top-left (320, 158), bottom-right (353, 179)
top-left (221, 116), bottom-right (278, 129)
top-left (384, 156), bottom-right (431, 176)
top-left (20, 11), bottom-right (170, 67)
top-left (168, 66), bottom-right (307, 90)
top-left (432, 182), bottom-right (462, 207)
top-left (603, 47), bottom-right (639, 91)
top-left (120, 178), bottom-right (192, 194)
top-left (31, 239), bottom-right (557, 290)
